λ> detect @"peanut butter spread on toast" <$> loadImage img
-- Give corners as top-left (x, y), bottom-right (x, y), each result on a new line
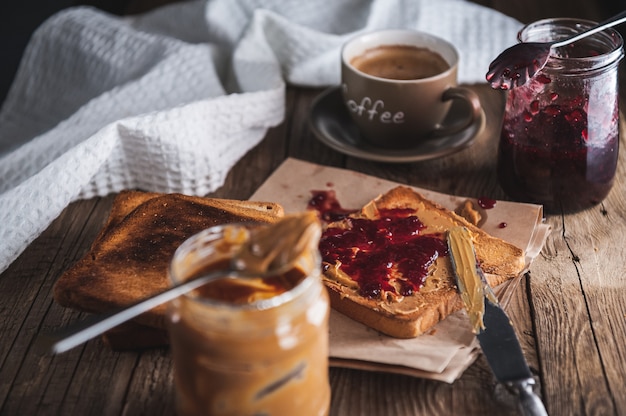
top-left (317, 186), bottom-right (525, 338)
top-left (321, 196), bottom-right (458, 315)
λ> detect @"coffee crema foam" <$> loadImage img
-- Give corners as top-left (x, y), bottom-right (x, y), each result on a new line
top-left (350, 45), bottom-right (449, 80)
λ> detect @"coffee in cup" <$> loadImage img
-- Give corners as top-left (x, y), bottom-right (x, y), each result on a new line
top-left (350, 45), bottom-right (450, 80)
top-left (341, 30), bottom-right (482, 149)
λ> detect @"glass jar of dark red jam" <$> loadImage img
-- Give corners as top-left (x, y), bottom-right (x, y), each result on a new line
top-left (497, 18), bottom-right (624, 213)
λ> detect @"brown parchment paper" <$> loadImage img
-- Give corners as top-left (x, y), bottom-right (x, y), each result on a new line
top-left (251, 158), bottom-right (551, 383)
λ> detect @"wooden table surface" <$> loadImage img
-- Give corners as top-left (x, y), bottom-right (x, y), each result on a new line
top-left (2, 1), bottom-right (625, 415)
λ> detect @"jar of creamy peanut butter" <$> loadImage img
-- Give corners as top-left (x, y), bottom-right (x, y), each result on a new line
top-left (168, 224), bottom-right (330, 416)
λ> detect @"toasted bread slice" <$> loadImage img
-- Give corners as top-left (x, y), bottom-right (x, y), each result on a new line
top-left (94, 190), bottom-right (284, 245)
top-left (320, 186), bottom-right (525, 338)
top-left (53, 192), bottom-right (284, 330)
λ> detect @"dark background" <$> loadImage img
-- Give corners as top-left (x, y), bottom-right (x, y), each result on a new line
top-left (1, 0), bottom-right (624, 107)
top-left (0, 0), bottom-right (184, 107)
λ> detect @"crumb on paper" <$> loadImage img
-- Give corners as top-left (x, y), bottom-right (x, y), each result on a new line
top-left (456, 199), bottom-right (481, 226)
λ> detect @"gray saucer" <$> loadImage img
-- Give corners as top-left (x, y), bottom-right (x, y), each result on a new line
top-left (309, 87), bottom-right (485, 163)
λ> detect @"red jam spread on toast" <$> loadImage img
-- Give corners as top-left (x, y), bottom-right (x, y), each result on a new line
top-left (319, 208), bottom-right (448, 298)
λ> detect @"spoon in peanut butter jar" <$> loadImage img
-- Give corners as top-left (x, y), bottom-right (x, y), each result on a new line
top-left (40, 211), bottom-right (321, 354)
top-left (486, 10), bottom-right (626, 90)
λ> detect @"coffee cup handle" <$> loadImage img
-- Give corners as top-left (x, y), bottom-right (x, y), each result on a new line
top-left (432, 87), bottom-right (482, 137)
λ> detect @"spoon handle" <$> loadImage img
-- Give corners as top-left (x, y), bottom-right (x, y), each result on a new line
top-left (42, 270), bottom-right (231, 354)
top-left (553, 10), bottom-right (626, 48)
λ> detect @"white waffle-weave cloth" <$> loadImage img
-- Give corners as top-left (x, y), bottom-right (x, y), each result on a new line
top-left (0, 0), bottom-right (522, 273)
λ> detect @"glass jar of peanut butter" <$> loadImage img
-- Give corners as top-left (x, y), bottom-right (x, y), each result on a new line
top-left (167, 224), bottom-right (330, 416)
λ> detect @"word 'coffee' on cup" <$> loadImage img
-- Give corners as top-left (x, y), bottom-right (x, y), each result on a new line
top-left (342, 87), bottom-right (405, 124)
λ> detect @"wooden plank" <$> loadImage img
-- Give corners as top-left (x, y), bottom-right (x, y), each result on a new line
top-left (330, 363), bottom-right (526, 415)
top-left (287, 88), bottom-right (346, 168)
top-left (0, 196), bottom-right (113, 413)
top-left (122, 349), bottom-right (175, 415)
top-left (530, 215), bottom-right (618, 416)
top-left (55, 345), bottom-right (137, 416)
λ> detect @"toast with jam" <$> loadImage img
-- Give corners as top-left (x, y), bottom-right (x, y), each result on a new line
top-left (319, 186), bottom-right (525, 338)
top-left (53, 191), bottom-right (284, 336)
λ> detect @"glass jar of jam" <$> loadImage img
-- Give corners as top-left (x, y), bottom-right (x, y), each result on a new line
top-left (167, 224), bottom-right (330, 416)
top-left (497, 18), bottom-right (624, 213)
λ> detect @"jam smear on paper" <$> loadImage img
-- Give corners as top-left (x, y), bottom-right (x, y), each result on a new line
top-left (307, 190), bottom-right (356, 222)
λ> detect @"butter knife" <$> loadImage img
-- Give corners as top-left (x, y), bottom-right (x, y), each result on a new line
top-left (447, 226), bottom-right (548, 416)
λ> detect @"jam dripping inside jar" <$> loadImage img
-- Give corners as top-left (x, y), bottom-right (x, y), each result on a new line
top-left (318, 208), bottom-right (448, 299)
top-left (497, 42), bottom-right (620, 214)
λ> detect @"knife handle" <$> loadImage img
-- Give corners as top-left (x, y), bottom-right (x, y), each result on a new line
top-left (508, 379), bottom-right (548, 416)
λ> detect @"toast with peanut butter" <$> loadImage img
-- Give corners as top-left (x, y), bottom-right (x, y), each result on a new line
top-left (53, 191), bottom-right (284, 334)
top-left (319, 186), bottom-right (525, 338)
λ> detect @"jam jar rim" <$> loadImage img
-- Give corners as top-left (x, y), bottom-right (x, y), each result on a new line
top-left (517, 17), bottom-right (624, 73)
top-left (169, 224), bottom-right (321, 311)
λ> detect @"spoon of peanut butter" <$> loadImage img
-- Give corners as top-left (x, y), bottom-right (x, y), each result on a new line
top-left (233, 211), bottom-right (322, 275)
top-left (42, 211), bottom-right (321, 354)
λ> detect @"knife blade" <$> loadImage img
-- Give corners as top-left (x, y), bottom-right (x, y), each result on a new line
top-left (479, 298), bottom-right (548, 416)
top-left (447, 227), bottom-right (548, 416)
